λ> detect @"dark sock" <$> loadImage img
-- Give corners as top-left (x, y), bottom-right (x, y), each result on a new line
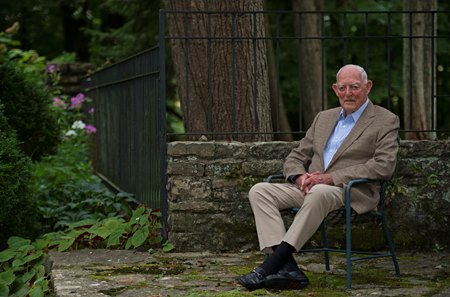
top-left (271, 244), bottom-right (300, 272)
top-left (283, 254), bottom-right (300, 272)
top-left (260, 241), bottom-right (295, 275)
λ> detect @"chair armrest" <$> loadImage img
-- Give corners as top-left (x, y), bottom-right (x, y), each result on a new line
top-left (344, 179), bottom-right (369, 213)
top-left (267, 174), bottom-right (285, 182)
top-left (345, 178), bottom-right (370, 189)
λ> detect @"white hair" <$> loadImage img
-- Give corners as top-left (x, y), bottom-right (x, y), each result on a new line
top-left (336, 64), bottom-right (368, 83)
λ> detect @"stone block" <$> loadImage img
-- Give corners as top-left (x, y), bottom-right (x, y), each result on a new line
top-left (241, 159), bottom-right (283, 176)
top-left (249, 141), bottom-right (297, 159)
top-left (204, 160), bottom-right (242, 178)
top-left (168, 142), bottom-right (215, 158)
top-left (167, 161), bottom-right (205, 176)
top-left (214, 141), bottom-right (249, 159)
top-left (168, 177), bottom-right (212, 202)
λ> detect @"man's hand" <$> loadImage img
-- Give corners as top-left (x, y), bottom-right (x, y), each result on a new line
top-left (296, 172), bottom-right (333, 193)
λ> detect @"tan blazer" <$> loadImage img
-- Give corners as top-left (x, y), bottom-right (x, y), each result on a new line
top-left (283, 100), bottom-right (400, 214)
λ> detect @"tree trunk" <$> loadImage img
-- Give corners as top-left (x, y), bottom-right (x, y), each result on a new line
top-left (164, 0), bottom-right (272, 141)
top-left (292, 0), bottom-right (325, 130)
top-left (60, 1), bottom-right (90, 61)
top-left (264, 13), bottom-right (293, 141)
top-left (402, 0), bottom-right (437, 140)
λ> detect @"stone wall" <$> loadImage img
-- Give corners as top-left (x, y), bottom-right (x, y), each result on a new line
top-left (167, 140), bottom-right (450, 252)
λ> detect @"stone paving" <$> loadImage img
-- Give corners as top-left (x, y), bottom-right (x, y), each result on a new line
top-left (48, 249), bottom-right (450, 297)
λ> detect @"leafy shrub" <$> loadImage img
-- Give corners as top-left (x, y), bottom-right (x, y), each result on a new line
top-left (0, 237), bottom-right (49, 297)
top-left (31, 125), bottom-right (137, 232)
top-left (43, 205), bottom-right (173, 252)
top-left (0, 107), bottom-right (41, 250)
top-left (0, 206), bottom-right (173, 297)
top-left (0, 61), bottom-right (61, 160)
top-left (0, 27), bottom-right (48, 90)
top-left (0, 236), bottom-right (49, 297)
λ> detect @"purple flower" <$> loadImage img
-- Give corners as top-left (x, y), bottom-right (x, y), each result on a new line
top-left (53, 97), bottom-right (67, 109)
top-left (85, 125), bottom-right (97, 134)
top-left (70, 93), bottom-right (86, 109)
top-left (47, 64), bottom-right (57, 73)
top-left (88, 107), bottom-right (95, 114)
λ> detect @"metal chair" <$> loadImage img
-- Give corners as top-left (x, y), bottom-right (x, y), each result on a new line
top-left (267, 174), bottom-right (401, 289)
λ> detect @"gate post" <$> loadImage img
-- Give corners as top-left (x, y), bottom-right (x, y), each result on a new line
top-left (159, 9), bottom-right (168, 241)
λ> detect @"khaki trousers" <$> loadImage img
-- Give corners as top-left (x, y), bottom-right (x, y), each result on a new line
top-left (248, 182), bottom-right (344, 252)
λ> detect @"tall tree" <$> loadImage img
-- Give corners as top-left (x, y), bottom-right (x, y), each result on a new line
top-left (85, 0), bottom-right (162, 64)
top-left (60, 1), bottom-right (90, 61)
top-left (402, 0), bottom-right (437, 140)
top-left (264, 10), bottom-right (293, 141)
top-left (292, 0), bottom-right (325, 129)
top-left (163, 0), bottom-right (273, 141)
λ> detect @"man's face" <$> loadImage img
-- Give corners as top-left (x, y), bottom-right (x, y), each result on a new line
top-left (332, 67), bottom-right (372, 115)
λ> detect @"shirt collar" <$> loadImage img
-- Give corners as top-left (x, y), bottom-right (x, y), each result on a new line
top-left (339, 98), bottom-right (370, 122)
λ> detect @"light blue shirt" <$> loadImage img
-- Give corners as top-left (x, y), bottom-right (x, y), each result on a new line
top-left (323, 99), bottom-right (370, 170)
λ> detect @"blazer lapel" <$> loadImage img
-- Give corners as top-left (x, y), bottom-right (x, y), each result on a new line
top-left (326, 101), bottom-right (375, 169)
top-left (316, 108), bottom-right (341, 166)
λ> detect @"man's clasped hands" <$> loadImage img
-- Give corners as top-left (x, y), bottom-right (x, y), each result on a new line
top-left (295, 172), bottom-right (333, 193)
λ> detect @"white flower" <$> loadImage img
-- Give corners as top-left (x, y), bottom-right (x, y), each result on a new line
top-left (71, 120), bottom-right (86, 130)
top-left (65, 130), bottom-right (77, 137)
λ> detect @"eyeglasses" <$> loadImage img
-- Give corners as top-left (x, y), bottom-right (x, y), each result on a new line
top-left (336, 84), bottom-right (362, 93)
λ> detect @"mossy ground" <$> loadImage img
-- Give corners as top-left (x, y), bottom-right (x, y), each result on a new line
top-left (49, 249), bottom-right (449, 297)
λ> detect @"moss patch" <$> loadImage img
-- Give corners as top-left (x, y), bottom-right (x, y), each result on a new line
top-left (93, 262), bottom-right (186, 277)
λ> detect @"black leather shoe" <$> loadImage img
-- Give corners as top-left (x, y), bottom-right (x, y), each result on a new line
top-left (264, 268), bottom-right (309, 290)
top-left (238, 266), bottom-right (267, 291)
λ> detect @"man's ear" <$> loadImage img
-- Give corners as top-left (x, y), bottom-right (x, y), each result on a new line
top-left (366, 80), bottom-right (373, 92)
top-left (332, 83), bottom-right (339, 95)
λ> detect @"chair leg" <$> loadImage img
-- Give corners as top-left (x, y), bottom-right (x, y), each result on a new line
top-left (380, 213), bottom-right (401, 276)
top-left (320, 222), bottom-right (330, 271)
top-left (346, 201), bottom-right (352, 289)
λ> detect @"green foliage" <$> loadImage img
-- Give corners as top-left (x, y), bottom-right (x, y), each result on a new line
top-left (0, 60), bottom-right (61, 160)
top-left (0, 1), bottom-right (64, 59)
top-left (30, 131), bottom-right (137, 232)
top-left (0, 237), bottom-right (49, 297)
top-left (0, 107), bottom-right (41, 250)
top-left (42, 205), bottom-right (173, 252)
top-left (0, 17), bottom-right (173, 296)
top-left (408, 163), bottom-right (439, 207)
top-left (386, 174), bottom-right (408, 205)
top-left (50, 51), bottom-right (77, 64)
top-left (85, 0), bottom-right (162, 64)
top-left (0, 29), bottom-right (48, 89)
top-left (0, 205), bottom-right (173, 296)
top-left (241, 176), bottom-right (263, 192)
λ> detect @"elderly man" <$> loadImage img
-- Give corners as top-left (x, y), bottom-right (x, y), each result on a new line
top-left (239, 64), bottom-right (400, 291)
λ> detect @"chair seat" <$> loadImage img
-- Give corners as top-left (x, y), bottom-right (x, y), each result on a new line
top-left (267, 174), bottom-right (400, 289)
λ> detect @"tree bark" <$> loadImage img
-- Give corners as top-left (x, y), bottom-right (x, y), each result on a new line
top-left (292, 0), bottom-right (325, 130)
top-left (402, 0), bottom-right (437, 140)
top-left (164, 0), bottom-right (272, 141)
top-left (264, 13), bottom-right (293, 141)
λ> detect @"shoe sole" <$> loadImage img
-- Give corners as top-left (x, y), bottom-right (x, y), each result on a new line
top-left (238, 278), bottom-right (263, 291)
top-left (264, 277), bottom-right (309, 290)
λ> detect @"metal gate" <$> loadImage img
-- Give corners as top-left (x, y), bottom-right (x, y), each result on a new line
top-left (84, 47), bottom-right (168, 238)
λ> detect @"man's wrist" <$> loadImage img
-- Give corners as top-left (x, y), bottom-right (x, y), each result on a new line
top-left (289, 174), bottom-right (300, 183)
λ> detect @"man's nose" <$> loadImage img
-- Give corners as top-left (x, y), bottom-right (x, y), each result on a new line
top-left (344, 87), bottom-right (353, 95)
